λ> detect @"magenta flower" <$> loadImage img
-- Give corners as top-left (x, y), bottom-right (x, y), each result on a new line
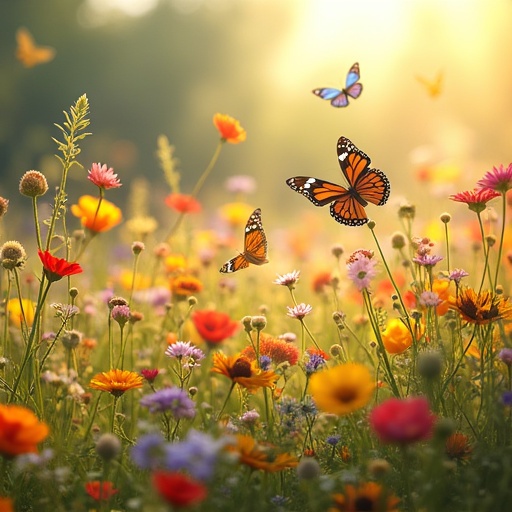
top-left (448, 268), bottom-right (469, 284)
top-left (477, 164), bottom-right (512, 194)
top-left (287, 303), bottom-right (312, 320)
top-left (413, 254), bottom-right (443, 267)
top-left (88, 163), bottom-right (122, 190)
top-left (449, 188), bottom-right (500, 213)
top-left (346, 253), bottom-right (377, 291)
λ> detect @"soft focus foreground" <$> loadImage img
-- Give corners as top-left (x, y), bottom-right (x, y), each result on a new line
top-left (1, 95), bottom-right (512, 512)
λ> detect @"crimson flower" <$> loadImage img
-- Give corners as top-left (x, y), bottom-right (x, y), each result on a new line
top-left (165, 193), bottom-right (201, 214)
top-left (152, 471), bottom-right (207, 508)
top-left (369, 396), bottom-right (436, 444)
top-left (85, 481), bottom-right (118, 501)
top-left (449, 188), bottom-right (500, 213)
top-left (192, 309), bottom-right (239, 346)
top-left (38, 250), bottom-right (82, 283)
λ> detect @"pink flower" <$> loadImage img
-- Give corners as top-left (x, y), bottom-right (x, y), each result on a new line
top-left (346, 251), bottom-right (377, 291)
top-left (87, 163), bottom-right (122, 190)
top-left (273, 270), bottom-right (300, 288)
top-left (287, 303), bottom-right (312, 320)
top-left (449, 188), bottom-right (500, 212)
top-left (369, 396), bottom-right (436, 444)
top-left (477, 164), bottom-right (512, 194)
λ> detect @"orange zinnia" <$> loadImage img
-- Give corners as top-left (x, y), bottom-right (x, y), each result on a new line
top-left (211, 352), bottom-right (278, 392)
top-left (449, 287), bottom-right (512, 325)
top-left (0, 404), bottom-right (49, 456)
top-left (213, 113), bottom-right (246, 144)
top-left (71, 195), bottom-right (122, 233)
top-left (228, 434), bottom-right (298, 472)
top-left (171, 274), bottom-right (203, 297)
top-left (89, 369), bottom-right (144, 397)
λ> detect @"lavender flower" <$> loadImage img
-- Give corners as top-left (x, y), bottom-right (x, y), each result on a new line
top-left (346, 254), bottom-right (377, 291)
top-left (448, 268), bottom-right (469, 284)
top-left (305, 353), bottom-right (326, 375)
top-left (419, 291), bottom-right (442, 307)
top-left (131, 433), bottom-right (166, 469)
top-left (111, 305), bottom-right (130, 327)
top-left (413, 254), bottom-right (443, 267)
top-left (140, 387), bottom-right (196, 419)
top-left (274, 270), bottom-right (300, 288)
top-left (498, 348), bottom-right (512, 366)
top-left (165, 341), bottom-right (205, 368)
top-left (326, 435), bottom-right (341, 446)
top-left (287, 303), bottom-right (313, 320)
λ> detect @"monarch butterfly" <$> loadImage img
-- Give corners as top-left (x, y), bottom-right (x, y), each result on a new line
top-left (312, 62), bottom-right (362, 108)
top-left (15, 27), bottom-right (55, 68)
top-left (416, 71), bottom-right (443, 98)
top-left (286, 136), bottom-right (390, 226)
top-left (219, 208), bottom-right (268, 273)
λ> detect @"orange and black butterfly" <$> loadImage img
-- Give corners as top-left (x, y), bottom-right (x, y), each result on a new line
top-left (286, 136), bottom-right (390, 226)
top-left (219, 208), bottom-right (268, 273)
top-left (15, 27), bottom-right (55, 68)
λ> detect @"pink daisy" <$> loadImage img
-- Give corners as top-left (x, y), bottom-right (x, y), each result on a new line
top-left (449, 188), bottom-right (500, 213)
top-left (88, 163), bottom-right (122, 190)
top-left (477, 164), bottom-right (512, 194)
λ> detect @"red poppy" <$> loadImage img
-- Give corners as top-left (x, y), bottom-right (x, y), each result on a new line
top-left (369, 396), bottom-right (436, 444)
top-left (38, 249), bottom-right (82, 283)
top-left (192, 309), bottom-right (239, 345)
top-left (85, 481), bottom-right (118, 501)
top-left (165, 193), bottom-right (201, 214)
top-left (152, 471), bottom-right (207, 508)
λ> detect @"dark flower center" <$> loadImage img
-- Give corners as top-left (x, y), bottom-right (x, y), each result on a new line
top-left (354, 497), bottom-right (375, 511)
top-left (335, 387), bottom-right (358, 403)
top-left (230, 358), bottom-right (252, 378)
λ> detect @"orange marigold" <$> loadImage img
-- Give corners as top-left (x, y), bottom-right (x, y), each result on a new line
top-left (228, 434), bottom-right (298, 472)
top-left (212, 352), bottom-right (278, 392)
top-left (213, 113), bottom-right (246, 144)
top-left (89, 369), bottom-right (144, 397)
top-left (240, 333), bottom-right (300, 366)
top-left (171, 274), bottom-right (203, 297)
top-left (0, 404), bottom-right (49, 456)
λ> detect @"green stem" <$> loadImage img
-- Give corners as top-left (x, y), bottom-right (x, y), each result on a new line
top-left (32, 196), bottom-right (43, 250)
top-left (493, 193), bottom-right (507, 290)
top-left (217, 382), bottom-right (236, 420)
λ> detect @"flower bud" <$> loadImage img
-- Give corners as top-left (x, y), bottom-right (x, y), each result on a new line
top-left (296, 457), bottom-right (321, 480)
top-left (19, 170), bottom-right (48, 197)
top-left (95, 433), bottom-right (121, 461)
top-left (417, 351), bottom-right (444, 379)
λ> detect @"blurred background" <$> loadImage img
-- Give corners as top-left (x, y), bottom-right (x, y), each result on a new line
top-left (1, 0), bottom-right (512, 242)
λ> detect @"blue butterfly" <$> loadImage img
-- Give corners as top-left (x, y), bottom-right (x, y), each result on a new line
top-left (312, 63), bottom-right (363, 108)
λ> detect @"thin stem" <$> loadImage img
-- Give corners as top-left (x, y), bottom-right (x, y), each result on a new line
top-left (32, 196), bottom-right (43, 250)
top-left (493, 193), bottom-right (507, 290)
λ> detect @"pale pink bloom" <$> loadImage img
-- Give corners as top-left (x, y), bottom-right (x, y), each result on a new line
top-left (274, 270), bottom-right (300, 287)
top-left (88, 163), bottom-right (122, 190)
top-left (287, 303), bottom-right (312, 320)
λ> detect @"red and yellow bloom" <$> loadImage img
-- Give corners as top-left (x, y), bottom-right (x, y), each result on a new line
top-left (213, 113), bottom-right (246, 144)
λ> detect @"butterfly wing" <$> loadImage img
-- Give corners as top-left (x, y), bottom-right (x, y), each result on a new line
top-left (286, 176), bottom-right (349, 206)
top-left (242, 208), bottom-right (268, 265)
top-left (355, 169), bottom-right (391, 206)
top-left (337, 136), bottom-right (373, 186)
top-left (16, 27), bottom-right (55, 68)
top-left (219, 254), bottom-right (250, 273)
top-left (345, 62), bottom-right (361, 88)
top-left (345, 82), bottom-right (363, 99)
top-left (331, 196), bottom-right (369, 226)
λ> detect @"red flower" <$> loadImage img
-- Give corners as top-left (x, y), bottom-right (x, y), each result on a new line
top-left (449, 188), bottom-right (500, 213)
top-left (85, 481), bottom-right (118, 501)
top-left (38, 250), bottom-right (82, 283)
top-left (152, 471), bottom-right (207, 508)
top-left (213, 113), bottom-right (246, 144)
top-left (165, 193), bottom-right (201, 214)
top-left (369, 396), bottom-right (436, 444)
top-left (141, 368), bottom-right (160, 383)
top-left (192, 309), bottom-right (239, 345)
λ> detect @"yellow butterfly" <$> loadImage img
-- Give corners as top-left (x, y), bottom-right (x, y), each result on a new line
top-left (16, 27), bottom-right (55, 68)
top-left (416, 71), bottom-right (443, 98)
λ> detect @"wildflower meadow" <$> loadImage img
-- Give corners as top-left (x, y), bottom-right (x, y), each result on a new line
top-left (1, 91), bottom-right (512, 512)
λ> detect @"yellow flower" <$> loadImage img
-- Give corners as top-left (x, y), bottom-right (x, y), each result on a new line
top-left (0, 404), bottom-right (49, 456)
top-left (213, 113), bottom-right (246, 144)
top-left (309, 363), bottom-right (375, 416)
top-left (381, 318), bottom-right (413, 354)
top-left (219, 202), bottom-right (255, 227)
top-left (89, 369), bottom-right (144, 397)
top-left (7, 298), bottom-right (35, 327)
top-left (212, 352), bottom-right (278, 392)
top-left (71, 195), bottom-right (122, 233)
top-left (171, 274), bottom-right (203, 297)
top-left (449, 287), bottom-right (512, 325)
top-left (119, 269), bottom-right (152, 290)
top-left (164, 254), bottom-right (187, 273)
top-left (227, 435), bottom-right (298, 472)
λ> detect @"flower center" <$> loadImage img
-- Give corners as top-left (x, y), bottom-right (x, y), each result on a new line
top-left (230, 358), bottom-right (252, 378)
top-left (354, 496), bottom-right (375, 511)
top-left (335, 386), bottom-right (358, 403)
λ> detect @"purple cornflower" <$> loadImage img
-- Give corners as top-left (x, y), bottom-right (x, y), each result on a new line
top-left (287, 303), bottom-right (312, 320)
top-left (502, 391), bottom-right (512, 406)
top-left (477, 163), bottom-right (512, 194)
top-left (448, 268), bottom-right (469, 284)
top-left (240, 409), bottom-right (260, 424)
top-left (419, 291), bottom-right (442, 308)
top-left (346, 254), bottom-right (377, 291)
top-left (140, 387), bottom-right (196, 419)
top-left (260, 355), bottom-right (272, 371)
top-left (326, 435), bottom-right (341, 446)
top-left (305, 353), bottom-right (326, 375)
top-left (413, 254), bottom-right (443, 267)
top-left (274, 270), bottom-right (300, 288)
top-left (165, 341), bottom-right (205, 368)
top-left (498, 348), bottom-right (512, 366)
top-left (111, 305), bottom-right (130, 327)
top-left (130, 433), bottom-right (166, 469)
top-left (164, 430), bottom-right (228, 481)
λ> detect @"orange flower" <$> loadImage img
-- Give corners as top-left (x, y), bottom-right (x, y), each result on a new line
top-left (329, 481), bottom-right (400, 512)
top-left (85, 481), bottom-right (119, 501)
top-left (212, 352), bottom-right (278, 392)
top-left (71, 195), bottom-right (122, 233)
top-left (449, 287), bottom-right (512, 325)
top-left (213, 113), bottom-right (246, 144)
top-left (165, 254), bottom-right (187, 273)
top-left (228, 434), bottom-right (298, 472)
top-left (0, 497), bottom-right (13, 512)
top-left (165, 193), bottom-right (201, 214)
top-left (89, 369), bottom-right (144, 397)
top-left (429, 278), bottom-right (451, 316)
top-left (0, 404), bottom-right (49, 456)
top-left (171, 274), bottom-right (203, 297)
top-left (381, 318), bottom-right (413, 354)
top-left (240, 333), bottom-right (300, 366)
top-left (445, 432), bottom-right (472, 461)
top-left (7, 298), bottom-right (35, 327)
top-left (311, 271), bottom-right (333, 293)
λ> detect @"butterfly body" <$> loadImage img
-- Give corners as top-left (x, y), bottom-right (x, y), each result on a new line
top-left (313, 63), bottom-right (362, 108)
top-left (220, 208), bottom-right (268, 273)
top-left (15, 27), bottom-right (55, 68)
top-left (286, 137), bottom-right (390, 226)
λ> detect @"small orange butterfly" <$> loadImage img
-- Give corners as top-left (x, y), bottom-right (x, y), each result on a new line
top-left (15, 27), bottom-right (55, 68)
top-left (219, 208), bottom-right (268, 273)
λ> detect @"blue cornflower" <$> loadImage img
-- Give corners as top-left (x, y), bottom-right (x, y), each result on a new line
top-left (305, 353), bottom-right (326, 375)
top-left (326, 435), bottom-right (341, 446)
top-left (140, 387), bottom-right (196, 419)
top-left (260, 355), bottom-right (272, 371)
top-left (130, 433), bottom-right (166, 469)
